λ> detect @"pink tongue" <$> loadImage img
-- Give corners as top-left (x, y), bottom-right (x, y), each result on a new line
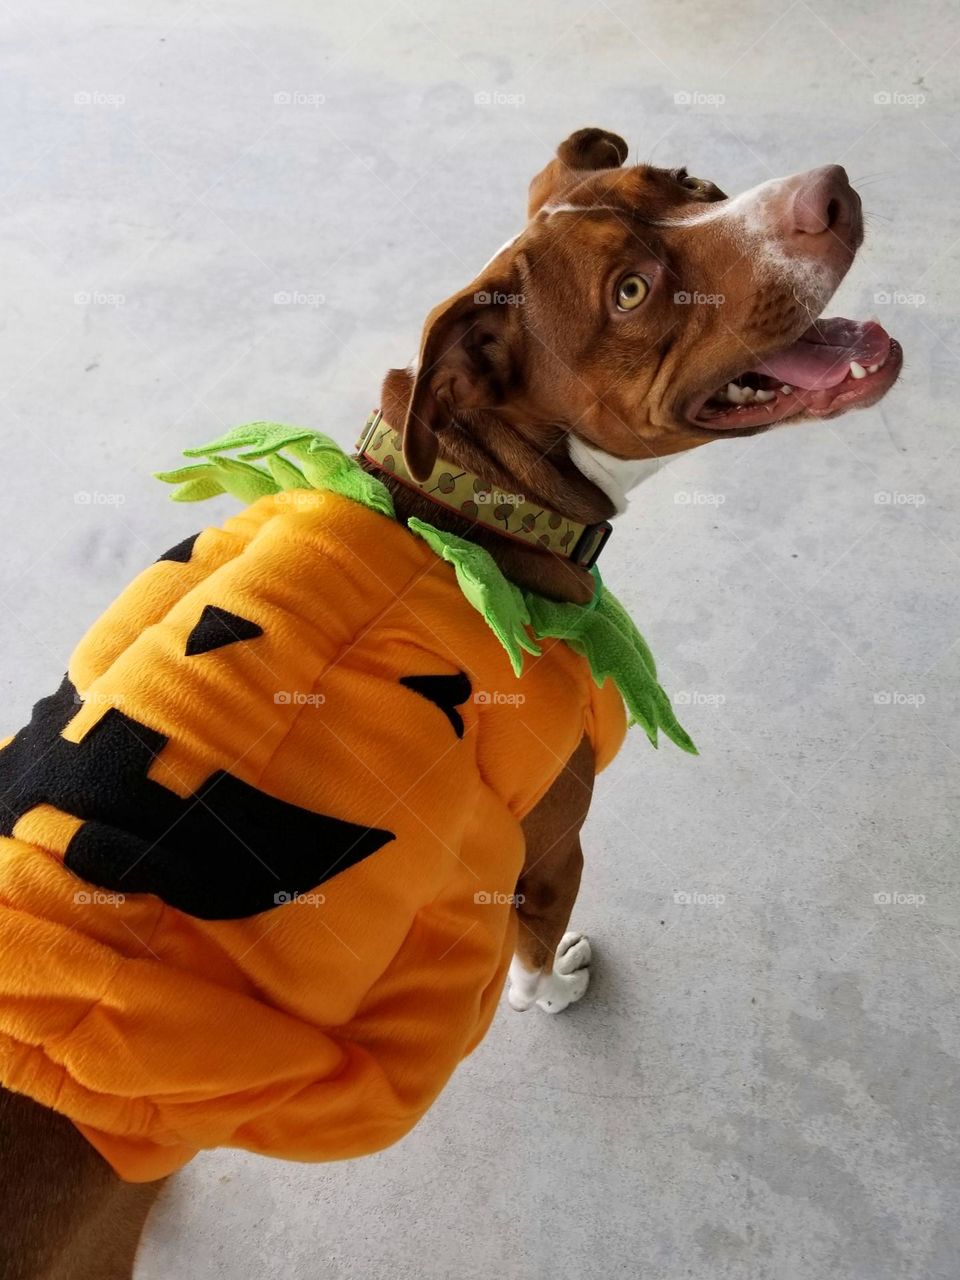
top-left (757, 318), bottom-right (891, 390)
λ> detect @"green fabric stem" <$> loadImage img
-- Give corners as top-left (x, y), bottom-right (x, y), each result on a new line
top-left (407, 518), bottom-right (542, 678)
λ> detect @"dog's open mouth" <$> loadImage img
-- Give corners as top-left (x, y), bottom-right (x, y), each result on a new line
top-left (691, 318), bottom-right (902, 430)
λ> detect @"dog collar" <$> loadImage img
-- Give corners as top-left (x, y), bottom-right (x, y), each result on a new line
top-left (155, 422), bottom-right (696, 754)
top-left (356, 410), bottom-right (612, 569)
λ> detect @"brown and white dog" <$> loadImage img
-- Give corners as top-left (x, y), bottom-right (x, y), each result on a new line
top-left (0, 128), bottom-right (900, 1279)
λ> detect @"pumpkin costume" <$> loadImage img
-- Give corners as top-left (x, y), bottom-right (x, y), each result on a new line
top-left (0, 425), bottom-right (693, 1182)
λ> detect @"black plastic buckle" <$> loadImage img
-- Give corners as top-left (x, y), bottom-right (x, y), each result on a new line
top-left (570, 521), bottom-right (613, 569)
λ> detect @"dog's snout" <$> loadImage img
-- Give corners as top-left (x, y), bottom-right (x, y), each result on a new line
top-left (790, 165), bottom-right (860, 236)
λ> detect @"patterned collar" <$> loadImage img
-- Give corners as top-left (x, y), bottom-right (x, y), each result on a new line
top-left (356, 410), bottom-right (612, 569)
top-left (156, 420), bottom-right (695, 754)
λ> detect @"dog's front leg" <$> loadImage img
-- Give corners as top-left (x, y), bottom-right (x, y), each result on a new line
top-left (508, 735), bottom-right (595, 1014)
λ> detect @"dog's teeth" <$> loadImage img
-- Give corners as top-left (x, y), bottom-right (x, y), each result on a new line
top-left (849, 361), bottom-right (867, 380)
top-left (754, 389), bottom-right (776, 403)
top-left (780, 384), bottom-right (793, 394)
top-left (726, 381), bottom-right (745, 404)
top-left (868, 363), bottom-right (879, 374)
top-left (740, 385), bottom-right (756, 402)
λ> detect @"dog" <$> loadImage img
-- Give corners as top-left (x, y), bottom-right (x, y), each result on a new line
top-left (0, 127), bottom-right (900, 1279)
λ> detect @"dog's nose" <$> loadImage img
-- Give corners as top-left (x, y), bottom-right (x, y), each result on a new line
top-left (790, 165), bottom-right (860, 236)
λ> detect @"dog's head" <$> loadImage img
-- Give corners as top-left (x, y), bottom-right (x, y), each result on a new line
top-left (399, 127), bottom-right (901, 499)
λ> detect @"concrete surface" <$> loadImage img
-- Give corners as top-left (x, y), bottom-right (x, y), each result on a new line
top-left (1, 1), bottom-right (958, 1277)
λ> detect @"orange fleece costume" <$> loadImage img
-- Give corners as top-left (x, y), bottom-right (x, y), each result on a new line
top-left (0, 481), bottom-right (630, 1181)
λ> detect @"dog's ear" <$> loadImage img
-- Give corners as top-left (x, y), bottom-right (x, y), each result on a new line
top-left (402, 285), bottom-right (518, 481)
top-left (528, 127), bottom-right (628, 217)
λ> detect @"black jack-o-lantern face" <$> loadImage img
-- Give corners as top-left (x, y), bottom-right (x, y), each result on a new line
top-left (0, 675), bottom-right (396, 921)
top-left (0, 534), bottom-right (474, 921)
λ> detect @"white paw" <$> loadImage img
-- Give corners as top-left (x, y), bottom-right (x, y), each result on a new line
top-left (507, 981), bottom-right (537, 1012)
top-left (507, 933), bottom-right (593, 1014)
top-left (536, 932), bottom-right (592, 1014)
top-left (556, 931), bottom-right (592, 974)
top-left (507, 955), bottom-right (540, 1011)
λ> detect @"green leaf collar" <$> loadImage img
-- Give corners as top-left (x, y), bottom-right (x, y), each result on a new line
top-left (156, 424), bottom-right (695, 754)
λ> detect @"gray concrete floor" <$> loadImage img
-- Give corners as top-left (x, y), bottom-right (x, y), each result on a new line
top-left (1, 2), bottom-right (958, 1277)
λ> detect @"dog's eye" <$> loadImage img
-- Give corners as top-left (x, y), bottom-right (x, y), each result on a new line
top-left (616, 274), bottom-right (649, 311)
top-left (674, 167), bottom-right (708, 193)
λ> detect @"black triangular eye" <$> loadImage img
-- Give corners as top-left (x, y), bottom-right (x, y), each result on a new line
top-left (156, 532), bottom-right (200, 564)
top-left (399, 672), bottom-right (472, 739)
top-left (185, 605), bottom-right (263, 656)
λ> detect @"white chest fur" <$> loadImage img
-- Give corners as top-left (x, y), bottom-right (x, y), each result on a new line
top-left (567, 436), bottom-right (662, 514)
